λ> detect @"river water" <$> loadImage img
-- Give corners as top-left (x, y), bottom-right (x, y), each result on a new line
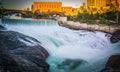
top-left (1, 18), bottom-right (120, 72)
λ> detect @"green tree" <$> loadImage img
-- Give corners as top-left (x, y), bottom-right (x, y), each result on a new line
top-left (108, 0), bottom-right (119, 24)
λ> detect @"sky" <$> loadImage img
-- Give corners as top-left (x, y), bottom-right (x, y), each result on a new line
top-left (0, 0), bottom-right (86, 10)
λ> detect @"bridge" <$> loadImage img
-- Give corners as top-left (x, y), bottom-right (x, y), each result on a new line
top-left (0, 9), bottom-right (24, 16)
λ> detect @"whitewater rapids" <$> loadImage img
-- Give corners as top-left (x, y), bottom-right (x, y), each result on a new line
top-left (2, 19), bottom-right (120, 72)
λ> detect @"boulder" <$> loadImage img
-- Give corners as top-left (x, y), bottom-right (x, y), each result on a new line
top-left (101, 55), bottom-right (120, 72)
top-left (110, 30), bottom-right (120, 43)
top-left (0, 30), bottom-right (49, 72)
top-left (0, 25), bottom-right (6, 30)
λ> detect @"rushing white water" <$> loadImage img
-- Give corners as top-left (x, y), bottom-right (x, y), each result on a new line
top-left (2, 18), bottom-right (120, 72)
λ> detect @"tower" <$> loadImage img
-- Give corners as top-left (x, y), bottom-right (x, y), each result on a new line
top-left (106, 0), bottom-right (120, 11)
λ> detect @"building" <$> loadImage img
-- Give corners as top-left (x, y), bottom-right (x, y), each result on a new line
top-left (32, 2), bottom-right (62, 13)
top-left (111, 0), bottom-right (120, 11)
top-left (87, 0), bottom-right (95, 7)
top-left (87, 0), bottom-right (106, 7)
top-left (106, 0), bottom-right (120, 11)
top-left (87, 0), bottom-right (120, 10)
top-left (118, 0), bottom-right (120, 11)
top-left (32, 2), bottom-right (72, 16)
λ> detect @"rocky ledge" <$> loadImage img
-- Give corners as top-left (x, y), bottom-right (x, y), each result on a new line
top-left (110, 29), bottom-right (120, 43)
top-left (101, 55), bottom-right (120, 72)
top-left (0, 30), bottom-right (49, 72)
top-left (0, 25), bottom-right (6, 30)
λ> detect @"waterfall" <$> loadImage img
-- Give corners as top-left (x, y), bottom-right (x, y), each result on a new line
top-left (2, 18), bottom-right (120, 72)
top-left (2, 18), bottom-right (58, 26)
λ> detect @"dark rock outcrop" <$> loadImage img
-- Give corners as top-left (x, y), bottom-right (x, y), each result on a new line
top-left (0, 31), bottom-right (49, 72)
top-left (0, 25), bottom-right (6, 30)
top-left (101, 55), bottom-right (120, 72)
top-left (110, 30), bottom-right (120, 43)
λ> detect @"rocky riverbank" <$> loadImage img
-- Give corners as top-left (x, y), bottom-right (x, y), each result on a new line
top-left (110, 30), bottom-right (120, 43)
top-left (58, 20), bottom-right (120, 43)
top-left (58, 21), bottom-right (120, 34)
top-left (101, 55), bottom-right (120, 72)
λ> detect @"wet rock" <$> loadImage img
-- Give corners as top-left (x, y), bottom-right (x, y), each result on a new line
top-left (57, 59), bottom-right (86, 70)
top-left (101, 55), bottom-right (120, 72)
top-left (0, 25), bottom-right (6, 30)
top-left (0, 31), bottom-right (49, 72)
top-left (110, 30), bottom-right (120, 43)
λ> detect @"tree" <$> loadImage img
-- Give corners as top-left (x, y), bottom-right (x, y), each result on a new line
top-left (108, 0), bottom-right (119, 24)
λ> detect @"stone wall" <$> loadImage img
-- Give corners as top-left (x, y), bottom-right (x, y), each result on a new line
top-left (58, 17), bottom-right (67, 22)
top-left (58, 20), bottom-right (120, 33)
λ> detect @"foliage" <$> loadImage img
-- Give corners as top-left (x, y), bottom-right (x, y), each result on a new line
top-left (76, 12), bottom-right (100, 21)
top-left (21, 11), bottom-right (33, 18)
top-left (106, 0), bottom-right (120, 24)
top-left (102, 11), bottom-right (120, 24)
top-left (88, 20), bottom-right (96, 24)
top-left (73, 0), bottom-right (120, 24)
top-left (43, 14), bottom-right (49, 17)
top-left (99, 17), bottom-right (107, 24)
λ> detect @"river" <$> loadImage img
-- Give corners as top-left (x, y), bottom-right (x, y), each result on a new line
top-left (1, 18), bottom-right (120, 72)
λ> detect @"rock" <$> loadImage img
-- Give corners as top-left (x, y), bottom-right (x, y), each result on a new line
top-left (0, 30), bottom-right (49, 72)
top-left (0, 25), bottom-right (6, 30)
top-left (101, 55), bottom-right (120, 72)
top-left (110, 30), bottom-right (120, 43)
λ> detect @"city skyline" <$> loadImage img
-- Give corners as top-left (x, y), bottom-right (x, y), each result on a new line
top-left (0, 0), bottom-right (86, 10)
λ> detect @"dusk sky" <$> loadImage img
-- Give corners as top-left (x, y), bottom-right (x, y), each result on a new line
top-left (0, 0), bottom-right (86, 10)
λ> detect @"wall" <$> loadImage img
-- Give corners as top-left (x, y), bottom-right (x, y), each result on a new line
top-left (59, 20), bottom-right (120, 33)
